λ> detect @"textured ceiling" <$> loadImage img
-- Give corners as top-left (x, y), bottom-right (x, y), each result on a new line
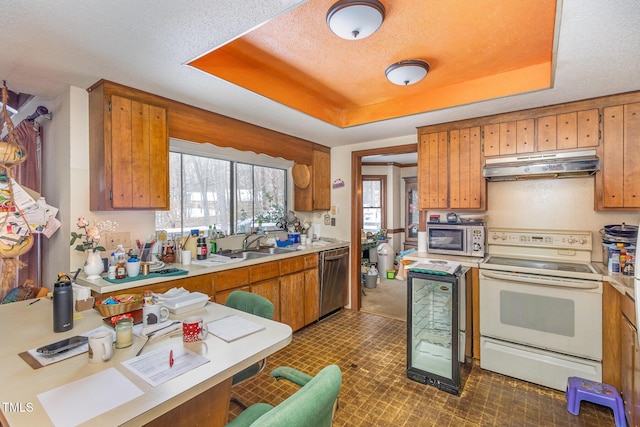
top-left (1, 1), bottom-right (639, 147)
top-left (189, 0), bottom-right (557, 127)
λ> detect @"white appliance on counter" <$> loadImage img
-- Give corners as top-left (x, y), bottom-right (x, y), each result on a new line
top-left (479, 228), bottom-right (603, 391)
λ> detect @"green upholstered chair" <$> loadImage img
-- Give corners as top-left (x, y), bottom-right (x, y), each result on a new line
top-left (226, 364), bottom-right (342, 427)
top-left (226, 290), bottom-right (275, 407)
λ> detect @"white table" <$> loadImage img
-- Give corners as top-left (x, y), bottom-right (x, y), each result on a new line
top-left (0, 298), bottom-right (292, 426)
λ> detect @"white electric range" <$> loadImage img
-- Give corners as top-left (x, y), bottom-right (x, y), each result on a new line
top-left (479, 228), bottom-right (603, 391)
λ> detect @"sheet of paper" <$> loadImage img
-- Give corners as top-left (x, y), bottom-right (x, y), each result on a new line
top-left (206, 314), bottom-right (266, 342)
top-left (26, 326), bottom-right (113, 367)
top-left (121, 344), bottom-right (209, 387)
top-left (37, 367), bottom-right (144, 427)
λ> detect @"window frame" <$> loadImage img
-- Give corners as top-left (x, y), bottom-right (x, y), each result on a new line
top-left (157, 140), bottom-right (291, 236)
top-left (362, 175), bottom-right (386, 231)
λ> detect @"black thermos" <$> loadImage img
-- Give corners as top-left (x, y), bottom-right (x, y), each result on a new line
top-left (53, 278), bottom-right (73, 332)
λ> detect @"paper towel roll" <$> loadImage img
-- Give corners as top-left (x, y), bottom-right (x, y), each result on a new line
top-left (418, 231), bottom-right (427, 253)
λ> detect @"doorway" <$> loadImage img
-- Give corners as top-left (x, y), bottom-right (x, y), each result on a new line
top-left (349, 144), bottom-right (417, 318)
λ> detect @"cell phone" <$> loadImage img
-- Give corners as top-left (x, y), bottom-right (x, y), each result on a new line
top-left (36, 336), bottom-right (89, 355)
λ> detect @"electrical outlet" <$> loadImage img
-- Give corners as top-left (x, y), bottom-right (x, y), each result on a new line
top-left (102, 231), bottom-right (132, 250)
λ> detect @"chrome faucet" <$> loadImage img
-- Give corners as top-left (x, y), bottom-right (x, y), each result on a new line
top-left (243, 233), bottom-right (266, 251)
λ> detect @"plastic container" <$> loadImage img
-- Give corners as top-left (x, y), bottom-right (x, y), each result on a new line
top-left (386, 269), bottom-right (396, 280)
top-left (287, 233), bottom-right (300, 243)
top-left (364, 273), bottom-right (378, 288)
top-left (376, 243), bottom-right (393, 279)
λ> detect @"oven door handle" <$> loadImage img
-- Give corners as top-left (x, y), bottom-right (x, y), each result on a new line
top-left (480, 270), bottom-right (600, 290)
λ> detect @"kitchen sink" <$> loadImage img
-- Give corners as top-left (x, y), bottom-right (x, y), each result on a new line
top-left (218, 246), bottom-right (297, 260)
top-left (256, 247), bottom-right (298, 255)
top-left (225, 250), bottom-right (272, 260)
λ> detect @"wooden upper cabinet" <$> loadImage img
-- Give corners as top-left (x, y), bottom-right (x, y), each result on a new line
top-left (598, 103), bottom-right (640, 209)
top-left (418, 131), bottom-right (448, 209)
top-left (516, 119), bottom-right (535, 154)
top-left (294, 149), bottom-right (331, 211)
top-left (577, 109), bottom-right (600, 148)
top-left (482, 123), bottom-right (500, 157)
top-left (111, 96), bottom-right (169, 209)
top-left (484, 120), bottom-right (533, 156)
top-left (89, 83), bottom-right (169, 210)
top-left (450, 127), bottom-right (484, 210)
top-left (537, 115), bottom-right (557, 152)
top-left (537, 109), bottom-right (600, 153)
top-left (499, 121), bottom-right (517, 155)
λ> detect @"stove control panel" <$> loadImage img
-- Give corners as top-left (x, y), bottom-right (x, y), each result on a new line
top-left (488, 228), bottom-right (592, 250)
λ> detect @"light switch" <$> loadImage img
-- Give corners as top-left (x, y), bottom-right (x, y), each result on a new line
top-left (331, 205), bottom-right (337, 215)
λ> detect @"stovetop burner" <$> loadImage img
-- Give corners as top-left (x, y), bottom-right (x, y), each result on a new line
top-left (482, 228), bottom-right (602, 281)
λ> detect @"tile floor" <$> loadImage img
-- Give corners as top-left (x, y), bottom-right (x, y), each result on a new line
top-left (229, 310), bottom-right (616, 426)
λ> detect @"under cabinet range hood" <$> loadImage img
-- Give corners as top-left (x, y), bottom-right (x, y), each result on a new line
top-left (482, 150), bottom-right (600, 181)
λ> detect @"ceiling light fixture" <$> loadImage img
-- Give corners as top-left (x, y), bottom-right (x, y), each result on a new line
top-left (385, 60), bottom-right (431, 86)
top-left (326, 0), bottom-right (385, 40)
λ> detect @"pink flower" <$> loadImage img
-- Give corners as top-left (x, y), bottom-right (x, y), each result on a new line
top-left (77, 217), bottom-right (89, 228)
top-left (86, 226), bottom-right (100, 241)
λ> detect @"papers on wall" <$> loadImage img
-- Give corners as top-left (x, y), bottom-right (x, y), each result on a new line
top-left (121, 344), bottom-right (209, 387)
top-left (0, 177), bottom-right (60, 245)
top-left (206, 314), bottom-right (265, 342)
top-left (37, 367), bottom-right (143, 427)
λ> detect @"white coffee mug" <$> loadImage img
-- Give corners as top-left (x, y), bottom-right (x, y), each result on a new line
top-left (181, 250), bottom-right (192, 265)
top-left (88, 331), bottom-right (114, 363)
top-left (143, 304), bottom-right (169, 327)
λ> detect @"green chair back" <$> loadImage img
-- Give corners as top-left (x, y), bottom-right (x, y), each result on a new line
top-left (226, 290), bottom-right (274, 320)
top-left (227, 364), bottom-right (342, 427)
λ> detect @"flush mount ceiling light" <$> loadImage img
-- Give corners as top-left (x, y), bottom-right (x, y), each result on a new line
top-left (326, 0), bottom-right (386, 40)
top-left (385, 60), bottom-right (431, 86)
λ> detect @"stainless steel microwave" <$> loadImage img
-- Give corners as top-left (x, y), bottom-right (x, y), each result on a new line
top-left (426, 222), bottom-right (485, 257)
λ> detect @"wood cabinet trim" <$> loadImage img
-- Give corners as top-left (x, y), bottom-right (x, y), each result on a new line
top-left (88, 80), bottom-right (328, 165)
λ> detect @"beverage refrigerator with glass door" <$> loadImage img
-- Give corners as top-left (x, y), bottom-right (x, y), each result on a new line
top-left (407, 268), bottom-right (462, 395)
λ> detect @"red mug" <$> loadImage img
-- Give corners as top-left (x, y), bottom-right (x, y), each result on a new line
top-left (182, 316), bottom-right (208, 342)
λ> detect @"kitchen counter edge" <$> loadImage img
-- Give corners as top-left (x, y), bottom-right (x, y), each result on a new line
top-left (76, 241), bottom-right (351, 295)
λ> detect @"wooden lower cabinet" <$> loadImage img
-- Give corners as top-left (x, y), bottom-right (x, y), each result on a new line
top-left (620, 291), bottom-right (640, 427)
top-left (304, 269), bottom-right (319, 325)
top-left (92, 253), bottom-right (321, 332)
top-left (251, 279), bottom-right (281, 322)
top-left (215, 254), bottom-right (320, 331)
top-left (280, 272), bottom-right (306, 331)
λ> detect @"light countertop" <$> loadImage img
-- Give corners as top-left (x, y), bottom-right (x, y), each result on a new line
top-left (76, 240), bottom-right (350, 295)
top-left (0, 298), bottom-right (292, 427)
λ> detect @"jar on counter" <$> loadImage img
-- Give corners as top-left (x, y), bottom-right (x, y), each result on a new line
top-left (115, 317), bottom-right (133, 349)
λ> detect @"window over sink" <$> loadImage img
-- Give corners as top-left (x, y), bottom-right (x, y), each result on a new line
top-left (155, 139), bottom-right (291, 236)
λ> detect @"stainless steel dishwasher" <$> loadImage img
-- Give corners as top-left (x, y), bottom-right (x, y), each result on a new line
top-left (319, 247), bottom-right (350, 319)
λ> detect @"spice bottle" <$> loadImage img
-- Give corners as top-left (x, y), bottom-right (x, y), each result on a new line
top-left (115, 253), bottom-right (127, 279)
top-left (197, 237), bottom-right (207, 260)
top-left (144, 290), bottom-right (153, 306)
top-left (617, 243), bottom-right (627, 271)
